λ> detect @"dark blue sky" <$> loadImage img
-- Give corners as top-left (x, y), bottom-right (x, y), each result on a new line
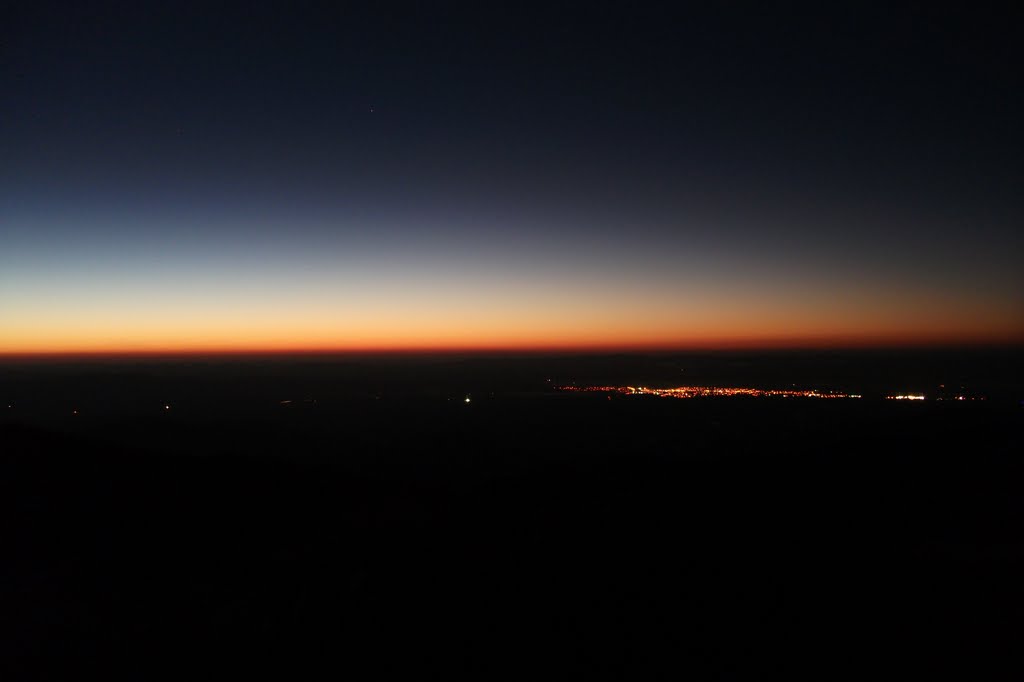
top-left (3, 2), bottom-right (1022, 352)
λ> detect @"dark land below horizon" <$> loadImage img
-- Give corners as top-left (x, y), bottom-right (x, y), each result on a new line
top-left (3, 349), bottom-right (1022, 678)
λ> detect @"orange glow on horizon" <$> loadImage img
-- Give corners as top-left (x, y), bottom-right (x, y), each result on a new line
top-left (2, 329), bottom-right (1021, 359)
top-left (3, 283), bottom-right (1022, 358)
top-left (5, 244), bottom-right (1022, 358)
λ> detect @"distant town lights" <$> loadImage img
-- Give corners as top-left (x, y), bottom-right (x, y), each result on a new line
top-left (556, 385), bottom-right (864, 400)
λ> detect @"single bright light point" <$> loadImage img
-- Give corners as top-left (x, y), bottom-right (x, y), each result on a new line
top-left (164, 405), bottom-right (171, 410)
top-left (464, 396), bottom-right (471, 403)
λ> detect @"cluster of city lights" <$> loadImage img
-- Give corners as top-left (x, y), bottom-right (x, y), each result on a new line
top-left (555, 385), bottom-right (989, 402)
top-left (556, 385), bottom-right (861, 399)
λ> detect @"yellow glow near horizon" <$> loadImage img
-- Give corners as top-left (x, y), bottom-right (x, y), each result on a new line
top-left (3, 261), bottom-right (1022, 355)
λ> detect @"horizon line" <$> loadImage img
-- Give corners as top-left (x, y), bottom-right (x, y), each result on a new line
top-left (2, 339), bottom-right (1023, 361)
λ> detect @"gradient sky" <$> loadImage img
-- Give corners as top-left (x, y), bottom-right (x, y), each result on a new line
top-left (3, 2), bottom-right (1022, 354)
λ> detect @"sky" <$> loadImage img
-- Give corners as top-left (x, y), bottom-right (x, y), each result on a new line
top-left (2, 2), bottom-right (1022, 354)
